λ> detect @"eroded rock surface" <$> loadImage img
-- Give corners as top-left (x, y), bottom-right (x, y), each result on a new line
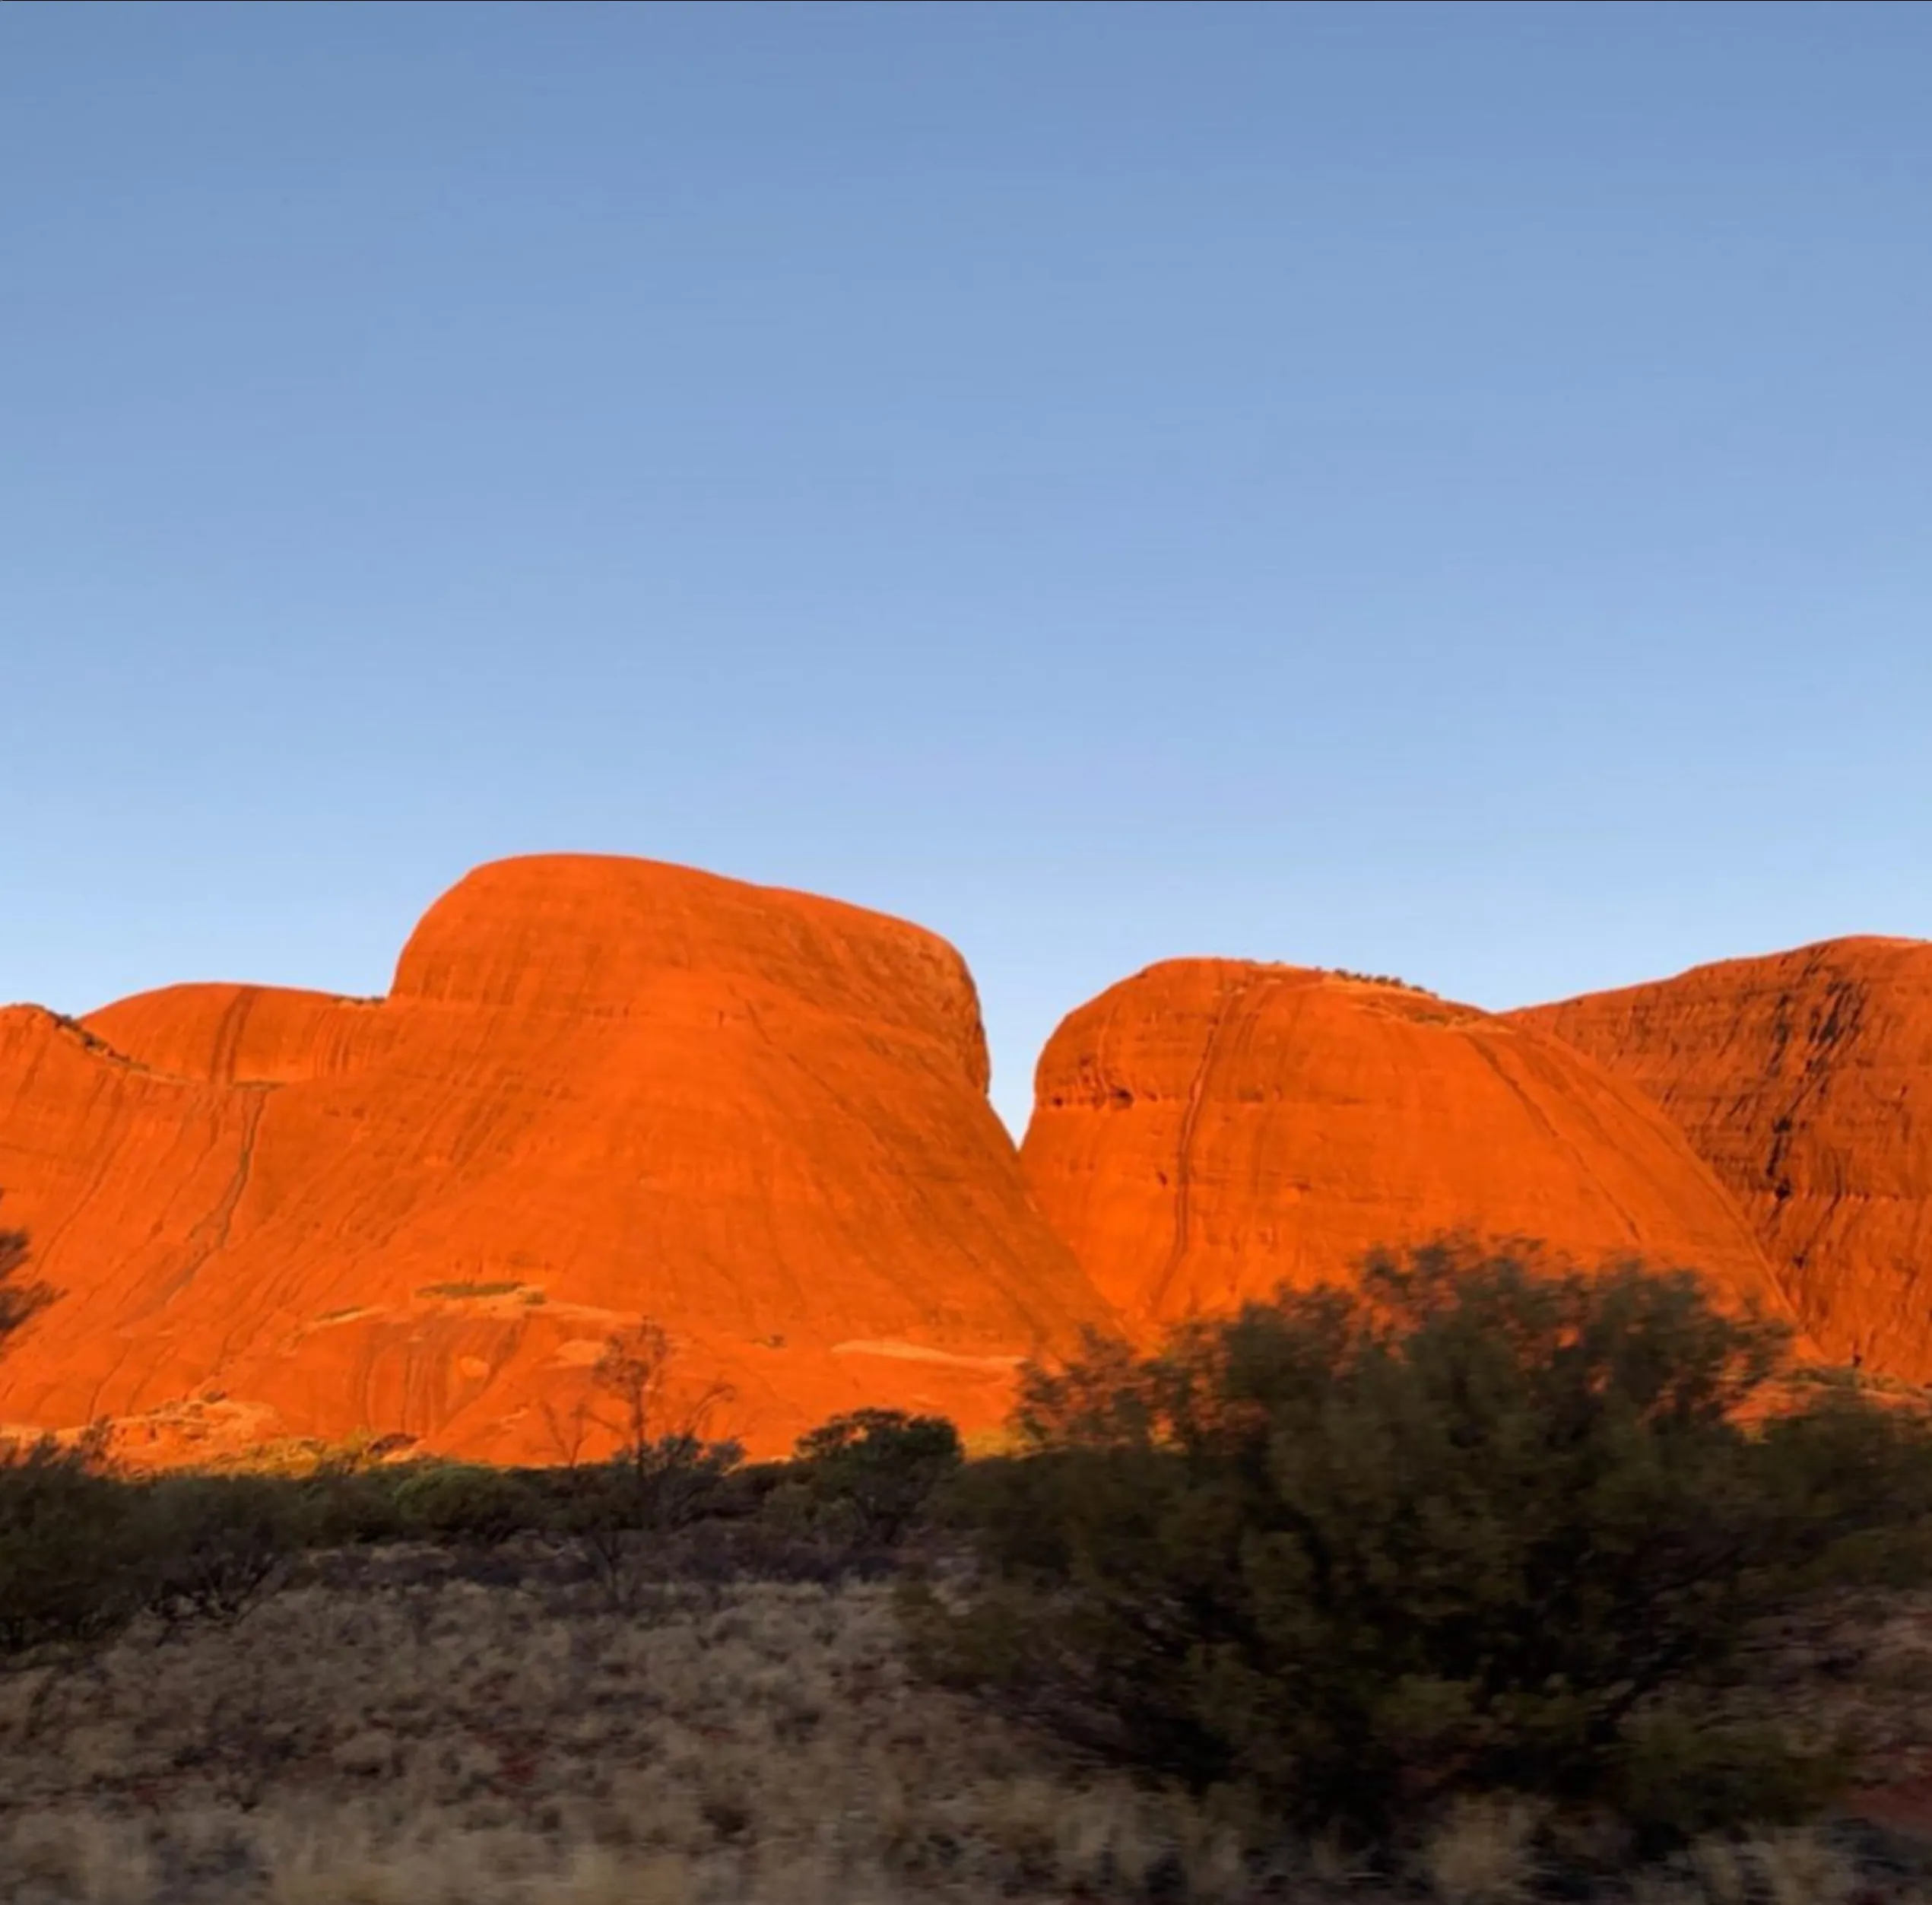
top-left (0, 856), bottom-right (1110, 1461)
top-left (1021, 959), bottom-right (1789, 1333)
top-left (1515, 938), bottom-right (1932, 1380)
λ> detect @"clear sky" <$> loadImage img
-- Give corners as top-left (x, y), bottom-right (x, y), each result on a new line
top-left (4, 2), bottom-right (1927, 1132)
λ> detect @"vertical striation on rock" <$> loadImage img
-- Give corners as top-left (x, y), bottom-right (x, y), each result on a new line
top-left (1514, 937), bottom-right (1932, 1380)
top-left (1021, 959), bottom-right (1791, 1334)
top-left (0, 856), bottom-right (1110, 1461)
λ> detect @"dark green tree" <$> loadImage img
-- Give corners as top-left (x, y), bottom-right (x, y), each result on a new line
top-left (792, 1408), bottom-right (963, 1546)
top-left (0, 1207), bottom-right (136, 1659)
top-left (912, 1240), bottom-right (1932, 1842)
top-left (0, 1196), bottom-right (54, 1348)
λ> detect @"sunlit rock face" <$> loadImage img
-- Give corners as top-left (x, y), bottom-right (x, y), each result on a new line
top-left (1021, 958), bottom-right (1790, 1334)
top-left (1515, 937), bottom-right (1932, 1381)
top-left (0, 855), bottom-right (1112, 1463)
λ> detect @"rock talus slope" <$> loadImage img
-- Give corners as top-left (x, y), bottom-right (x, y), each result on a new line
top-left (1020, 959), bottom-right (1791, 1333)
top-left (1515, 938), bottom-right (1932, 1380)
top-left (0, 856), bottom-right (1111, 1461)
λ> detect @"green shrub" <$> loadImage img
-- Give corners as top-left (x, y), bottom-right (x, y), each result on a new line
top-left (790, 1408), bottom-right (963, 1546)
top-left (910, 1240), bottom-right (1932, 1845)
top-left (0, 1200), bottom-right (55, 1349)
top-left (550, 1438), bottom-right (744, 1614)
top-left (0, 1435), bottom-right (143, 1655)
top-left (292, 1460), bottom-right (411, 1547)
top-left (1, 1452), bottom-right (316, 1653)
top-left (135, 1472), bottom-right (304, 1627)
top-left (553, 1320), bottom-right (747, 1547)
top-left (559, 1435), bottom-right (744, 1537)
top-left (392, 1462), bottom-right (542, 1546)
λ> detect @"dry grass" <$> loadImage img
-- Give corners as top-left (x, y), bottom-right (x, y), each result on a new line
top-left (2, 1556), bottom-right (1930, 1904)
top-left (0, 1560), bottom-right (1253, 1905)
top-left (1420, 1795), bottom-right (1547, 1903)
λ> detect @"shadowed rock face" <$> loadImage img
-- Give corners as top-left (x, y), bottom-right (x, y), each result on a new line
top-left (0, 856), bottom-right (1112, 1462)
top-left (1020, 959), bottom-right (1791, 1335)
top-left (1514, 938), bottom-right (1932, 1381)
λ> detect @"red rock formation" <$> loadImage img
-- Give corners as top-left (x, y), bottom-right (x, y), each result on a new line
top-left (86, 983), bottom-right (370, 1086)
top-left (0, 856), bottom-right (1112, 1462)
top-left (1514, 937), bottom-right (1932, 1380)
top-left (1020, 959), bottom-right (1792, 1334)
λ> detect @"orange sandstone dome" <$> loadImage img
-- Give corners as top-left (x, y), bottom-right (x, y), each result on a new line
top-left (1020, 958), bottom-right (1791, 1333)
top-left (1513, 937), bottom-right (1932, 1381)
top-left (0, 856), bottom-right (1112, 1462)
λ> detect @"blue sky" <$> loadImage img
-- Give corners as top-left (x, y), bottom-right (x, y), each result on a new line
top-left (4, 2), bottom-right (1927, 1132)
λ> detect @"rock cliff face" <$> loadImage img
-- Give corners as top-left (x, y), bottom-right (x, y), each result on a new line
top-left (0, 856), bottom-right (1111, 1462)
top-left (1020, 959), bottom-right (1790, 1333)
top-left (1514, 938), bottom-right (1932, 1380)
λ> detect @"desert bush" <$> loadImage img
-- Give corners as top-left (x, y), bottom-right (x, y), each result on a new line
top-left (560, 1430), bottom-right (745, 1553)
top-left (0, 1449), bottom-right (313, 1654)
top-left (0, 1224), bottom-right (128, 1655)
top-left (0, 1200), bottom-right (55, 1351)
top-left (293, 1462), bottom-right (414, 1548)
top-left (911, 1240), bottom-right (1932, 1845)
top-left (135, 1472), bottom-right (305, 1627)
top-left (524, 1320), bottom-right (747, 1606)
top-left (0, 1434), bottom-right (144, 1656)
top-left (787, 1408), bottom-right (963, 1547)
top-left (554, 1438), bottom-right (744, 1613)
top-left (556, 1432), bottom-right (746, 1536)
top-left (392, 1462), bottom-right (542, 1547)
